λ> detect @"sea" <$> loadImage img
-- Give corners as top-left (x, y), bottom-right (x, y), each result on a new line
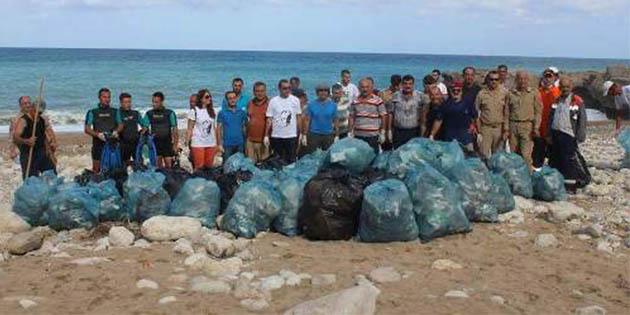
top-left (1, 47), bottom-right (627, 133)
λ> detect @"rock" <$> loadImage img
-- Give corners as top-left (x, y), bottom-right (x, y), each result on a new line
top-left (490, 295), bottom-right (505, 304)
top-left (19, 299), bottom-right (37, 309)
top-left (280, 270), bottom-right (302, 286)
top-left (444, 290), bottom-right (469, 299)
top-left (70, 257), bottom-right (111, 265)
top-left (431, 259), bottom-right (463, 270)
top-left (240, 272), bottom-right (256, 281)
top-left (137, 279), bottom-right (159, 290)
top-left (234, 279), bottom-right (270, 300)
top-left (7, 230), bottom-right (44, 255)
top-left (595, 240), bottom-right (614, 254)
top-left (368, 267), bottom-right (401, 283)
top-left (498, 210), bottom-right (524, 224)
top-left (93, 237), bottom-right (110, 251)
top-left (311, 274), bottom-right (337, 286)
top-left (535, 234), bottom-right (559, 248)
top-left (203, 257), bottom-right (243, 277)
top-left (159, 296), bottom-right (177, 305)
top-left (108, 226), bottom-right (135, 247)
top-left (173, 238), bottom-right (194, 255)
top-left (531, 205), bottom-right (549, 215)
top-left (624, 237), bottom-right (630, 248)
top-left (235, 248), bottom-right (255, 261)
top-left (240, 298), bottom-right (270, 311)
top-left (0, 210), bottom-right (30, 234)
top-left (546, 202), bottom-right (585, 223)
top-left (133, 239), bottom-right (151, 248)
top-left (233, 238), bottom-right (252, 252)
top-left (260, 275), bottom-right (285, 291)
top-left (272, 241), bottom-right (290, 247)
top-left (167, 274), bottom-right (188, 283)
top-left (574, 305), bottom-right (607, 315)
top-left (573, 224), bottom-right (603, 238)
top-left (141, 216), bottom-right (202, 242)
top-left (576, 234), bottom-right (593, 241)
top-left (514, 196), bottom-right (534, 211)
top-left (191, 280), bottom-right (231, 294)
top-left (202, 234), bottom-right (236, 258)
top-left (584, 184), bottom-right (612, 196)
top-left (571, 289), bottom-right (584, 298)
top-left (354, 274), bottom-right (373, 287)
top-left (184, 253), bottom-right (208, 269)
top-left (284, 283), bottom-right (380, 315)
top-left (507, 230), bottom-right (528, 238)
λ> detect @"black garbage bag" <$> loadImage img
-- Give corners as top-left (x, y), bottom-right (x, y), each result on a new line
top-left (192, 166), bottom-right (223, 182)
top-left (298, 169), bottom-right (365, 240)
top-left (74, 168), bottom-right (128, 196)
top-left (157, 166), bottom-right (192, 199)
top-left (257, 155), bottom-right (286, 171)
top-left (216, 170), bottom-right (253, 212)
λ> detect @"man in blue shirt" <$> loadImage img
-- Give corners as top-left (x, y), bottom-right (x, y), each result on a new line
top-left (218, 91), bottom-right (248, 160)
top-left (303, 83), bottom-right (339, 154)
top-left (84, 88), bottom-right (123, 172)
top-left (221, 78), bottom-right (251, 113)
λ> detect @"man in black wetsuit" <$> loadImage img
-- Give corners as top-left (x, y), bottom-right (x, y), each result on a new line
top-left (84, 88), bottom-right (122, 172)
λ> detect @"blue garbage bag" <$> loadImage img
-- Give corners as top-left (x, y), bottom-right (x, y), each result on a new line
top-left (487, 152), bottom-right (533, 198)
top-left (489, 174), bottom-right (516, 214)
top-left (532, 166), bottom-right (567, 201)
top-left (87, 180), bottom-right (125, 222)
top-left (221, 180), bottom-right (282, 238)
top-left (372, 151), bottom-right (392, 171)
top-left (325, 137), bottom-right (376, 174)
top-left (358, 179), bottom-right (418, 242)
top-left (404, 164), bottom-right (470, 242)
top-left (223, 152), bottom-right (257, 174)
top-left (12, 176), bottom-right (55, 226)
top-left (272, 176), bottom-right (306, 236)
top-left (169, 178), bottom-right (221, 227)
top-left (617, 128), bottom-right (630, 168)
top-left (42, 170), bottom-right (64, 188)
top-left (47, 187), bottom-right (99, 231)
top-left (446, 158), bottom-right (498, 222)
top-left (123, 170), bottom-right (171, 222)
top-left (387, 138), bottom-right (464, 179)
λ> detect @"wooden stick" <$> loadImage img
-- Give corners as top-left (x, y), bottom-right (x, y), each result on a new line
top-left (25, 78), bottom-right (44, 178)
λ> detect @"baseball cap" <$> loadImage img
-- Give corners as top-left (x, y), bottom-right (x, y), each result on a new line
top-left (315, 83), bottom-right (329, 92)
top-left (602, 81), bottom-right (614, 96)
top-left (543, 67), bottom-right (559, 75)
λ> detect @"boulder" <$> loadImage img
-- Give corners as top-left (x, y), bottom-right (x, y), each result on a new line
top-left (284, 283), bottom-right (380, 315)
top-left (0, 210), bottom-right (31, 234)
top-left (141, 216), bottom-right (202, 241)
top-left (108, 226), bottom-right (135, 247)
top-left (7, 230), bottom-right (44, 255)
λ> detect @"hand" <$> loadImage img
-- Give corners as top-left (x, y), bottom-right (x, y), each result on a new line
top-left (502, 131), bottom-right (510, 141)
top-left (334, 136), bottom-right (339, 143)
top-left (300, 135), bottom-right (308, 147)
top-left (468, 124), bottom-right (478, 135)
top-left (24, 136), bottom-right (36, 147)
top-left (217, 145), bottom-right (224, 153)
top-left (348, 131), bottom-right (354, 138)
top-left (9, 151), bottom-right (18, 159)
top-left (112, 131), bottom-right (119, 139)
top-left (429, 134), bottom-right (434, 140)
top-left (97, 133), bottom-right (106, 142)
top-left (614, 128), bottom-right (621, 138)
top-left (379, 130), bottom-right (386, 144)
top-left (263, 136), bottom-right (270, 147)
top-left (387, 130), bottom-right (393, 142)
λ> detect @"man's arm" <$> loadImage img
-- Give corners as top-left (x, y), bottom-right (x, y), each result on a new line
top-left (296, 114), bottom-right (303, 138)
top-left (533, 94), bottom-right (542, 137)
top-left (430, 119), bottom-right (442, 139)
top-left (502, 93), bottom-right (510, 140)
top-left (84, 110), bottom-right (100, 138)
top-left (43, 116), bottom-right (58, 151)
top-left (13, 118), bottom-right (34, 147)
top-left (170, 111), bottom-right (179, 151)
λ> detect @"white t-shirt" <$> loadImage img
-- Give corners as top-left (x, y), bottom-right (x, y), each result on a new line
top-left (340, 82), bottom-right (360, 104)
top-left (437, 82), bottom-right (448, 96)
top-left (266, 95), bottom-right (301, 138)
top-left (614, 85), bottom-right (630, 110)
top-left (188, 108), bottom-right (217, 147)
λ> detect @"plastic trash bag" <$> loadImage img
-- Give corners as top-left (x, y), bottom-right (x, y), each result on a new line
top-left (192, 166), bottom-right (223, 182)
top-left (87, 180), bottom-right (125, 222)
top-left (12, 176), bottom-right (56, 226)
top-left (404, 164), bottom-right (470, 242)
top-left (216, 170), bottom-right (253, 212)
top-left (223, 152), bottom-right (257, 174)
top-left (617, 128), bottom-right (630, 168)
top-left (271, 176), bottom-right (306, 236)
top-left (74, 168), bottom-right (128, 195)
top-left (47, 187), bottom-right (99, 231)
top-left (487, 151), bottom-right (533, 198)
top-left (358, 179), bottom-right (418, 242)
top-left (489, 174), bottom-right (516, 214)
top-left (123, 170), bottom-right (171, 222)
top-left (532, 166), bottom-right (567, 202)
top-left (298, 169), bottom-right (365, 240)
top-left (446, 158), bottom-right (498, 222)
top-left (387, 138), bottom-right (464, 178)
top-left (221, 180), bottom-right (282, 238)
top-left (257, 154), bottom-right (286, 171)
top-left (325, 137), bottom-right (376, 174)
top-left (169, 178), bottom-right (221, 227)
top-left (157, 166), bottom-right (192, 198)
top-left (371, 151), bottom-right (392, 171)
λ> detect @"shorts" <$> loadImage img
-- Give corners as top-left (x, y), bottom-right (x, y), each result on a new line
top-left (245, 139), bottom-right (269, 163)
top-left (154, 136), bottom-right (175, 157)
top-left (91, 140), bottom-right (105, 161)
top-left (120, 140), bottom-right (139, 162)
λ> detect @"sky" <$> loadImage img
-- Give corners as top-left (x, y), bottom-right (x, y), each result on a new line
top-left (1, 0), bottom-right (629, 59)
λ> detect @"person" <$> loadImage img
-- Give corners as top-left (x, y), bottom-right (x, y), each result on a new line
top-left (13, 100), bottom-right (57, 179)
top-left (189, 93), bottom-right (198, 110)
top-left (290, 77), bottom-right (302, 95)
top-left (293, 89), bottom-right (309, 156)
top-left (602, 80), bottom-right (630, 136)
top-left (265, 79), bottom-right (302, 164)
top-left (118, 93), bottom-right (143, 167)
top-left (498, 64), bottom-right (516, 91)
top-left (339, 69), bottom-right (360, 104)
top-left (462, 66), bottom-right (482, 102)
top-left (348, 77), bottom-right (387, 153)
top-left (388, 75), bottom-right (423, 149)
top-left (186, 89), bottom-right (221, 171)
top-left (143, 92), bottom-right (178, 169)
top-left (245, 82), bottom-right (270, 163)
top-left (548, 76), bottom-right (591, 191)
top-left (221, 78), bottom-right (250, 112)
top-left (84, 88), bottom-right (123, 172)
top-left (431, 69), bottom-right (448, 97)
top-left (475, 70), bottom-right (509, 159)
top-left (506, 71), bottom-right (542, 171)
top-left (332, 83), bottom-right (351, 138)
top-left (424, 86), bottom-right (445, 139)
top-left (218, 91), bottom-right (248, 159)
top-left (380, 75), bottom-right (402, 144)
top-left (303, 84), bottom-right (339, 153)
top-left (8, 96), bottom-right (31, 160)
top-left (534, 67), bottom-right (562, 169)
top-left (434, 79), bottom-right (478, 156)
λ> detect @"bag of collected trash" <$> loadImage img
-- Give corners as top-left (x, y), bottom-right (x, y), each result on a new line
top-left (489, 174), bottom-right (516, 214)
top-left (325, 137), bottom-right (376, 174)
top-left (404, 164), bottom-right (470, 242)
top-left (42, 170), bottom-right (63, 188)
top-left (387, 138), bottom-right (464, 178)
top-left (257, 154), bottom-right (286, 171)
top-left (487, 151), bottom-right (533, 198)
top-left (272, 176), bottom-right (306, 236)
top-left (47, 186), bottom-right (99, 231)
top-left (221, 180), bottom-right (282, 238)
top-left (298, 169), bottom-right (365, 240)
top-left (157, 166), bottom-right (192, 198)
top-left (446, 158), bottom-right (498, 222)
top-left (532, 166), bottom-right (567, 201)
top-left (12, 176), bottom-right (56, 226)
top-left (169, 178), bottom-right (221, 227)
top-left (74, 168), bottom-right (128, 195)
top-left (371, 151), bottom-right (392, 171)
top-left (192, 166), bottom-right (223, 182)
top-left (358, 179), bottom-right (418, 242)
top-left (617, 128), bottom-right (630, 168)
top-left (216, 170), bottom-right (253, 212)
top-left (223, 152), bottom-right (257, 174)
top-left (86, 180), bottom-right (125, 221)
top-left (123, 170), bottom-right (171, 222)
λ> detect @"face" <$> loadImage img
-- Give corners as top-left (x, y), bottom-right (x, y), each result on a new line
top-left (359, 80), bottom-right (373, 97)
top-left (279, 82), bottom-right (291, 97)
top-left (560, 80), bottom-right (572, 96)
top-left (226, 93), bottom-right (237, 107)
top-left (189, 95), bottom-right (198, 107)
top-left (464, 69), bottom-right (475, 85)
top-left (19, 96), bottom-right (30, 112)
top-left (516, 73), bottom-right (529, 89)
top-left (429, 88), bottom-right (443, 105)
top-left (317, 88), bottom-right (329, 101)
top-left (299, 96), bottom-right (308, 106)
top-left (254, 85), bottom-right (267, 100)
top-left (232, 81), bottom-right (243, 94)
top-left (402, 79), bottom-right (414, 94)
top-left (152, 96), bottom-right (163, 109)
top-left (498, 67), bottom-right (508, 79)
top-left (451, 86), bottom-right (462, 99)
top-left (290, 79), bottom-right (300, 89)
top-left (99, 92), bottom-right (111, 106)
top-left (201, 92), bottom-right (212, 106)
top-left (488, 74), bottom-right (500, 89)
top-left (332, 88), bottom-right (342, 101)
top-left (543, 72), bottom-right (556, 86)
top-left (431, 72), bottom-right (440, 81)
top-left (341, 73), bottom-right (351, 85)
top-left (120, 97), bottom-right (132, 110)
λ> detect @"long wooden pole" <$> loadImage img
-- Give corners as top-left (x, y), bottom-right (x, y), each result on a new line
top-left (25, 78), bottom-right (44, 178)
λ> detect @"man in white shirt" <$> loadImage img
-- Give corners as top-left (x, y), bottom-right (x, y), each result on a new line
top-left (265, 79), bottom-right (302, 164)
top-left (603, 80), bottom-right (630, 136)
top-left (431, 69), bottom-right (448, 98)
top-left (339, 69), bottom-right (360, 104)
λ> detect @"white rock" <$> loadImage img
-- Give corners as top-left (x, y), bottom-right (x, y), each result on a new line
top-left (574, 305), bottom-right (607, 315)
top-left (368, 267), bottom-right (401, 283)
top-left (431, 259), bottom-right (463, 270)
top-left (490, 295), bottom-right (505, 305)
top-left (235, 248), bottom-right (255, 261)
top-left (584, 184), bottom-right (612, 196)
top-left (203, 257), bottom-right (243, 277)
top-left (234, 279), bottom-right (270, 300)
top-left (240, 298), bottom-right (270, 311)
top-left (280, 270), bottom-right (302, 286)
top-left (191, 280), bottom-right (231, 294)
top-left (546, 202), bottom-right (585, 223)
top-left (93, 237), bottom-right (110, 251)
top-left (444, 290), bottom-right (469, 299)
top-left (595, 240), bottom-right (614, 254)
top-left (141, 216), bottom-right (202, 242)
top-left (19, 298), bottom-right (37, 309)
top-left (173, 238), bottom-right (194, 255)
top-left (284, 283), bottom-right (381, 315)
top-left (513, 196), bottom-right (534, 211)
top-left (137, 279), bottom-right (159, 290)
top-left (0, 210), bottom-right (30, 234)
top-left (240, 272), bottom-right (256, 281)
top-left (354, 274), bottom-right (373, 287)
top-left (498, 210), bottom-right (524, 224)
top-left (70, 257), bottom-right (111, 265)
top-left (535, 234), bottom-right (559, 248)
top-left (167, 274), bottom-right (188, 283)
top-left (507, 230), bottom-right (528, 238)
top-left (576, 234), bottom-right (593, 241)
top-left (260, 275), bottom-right (285, 291)
top-left (108, 226), bottom-right (135, 247)
top-left (133, 239), bottom-right (151, 248)
top-left (531, 205), bottom-right (549, 215)
top-left (159, 296), bottom-right (177, 305)
top-left (184, 253), bottom-right (208, 269)
top-left (312, 274), bottom-right (337, 286)
top-left (203, 234), bottom-right (236, 258)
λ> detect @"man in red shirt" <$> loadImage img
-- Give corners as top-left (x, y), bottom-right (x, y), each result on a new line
top-left (534, 68), bottom-right (562, 169)
top-left (246, 82), bottom-right (270, 162)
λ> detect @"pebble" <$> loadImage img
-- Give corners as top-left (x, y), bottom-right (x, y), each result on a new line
top-left (184, 253), bottom-right (208, 269)
top-left (70, 257), bottom-right (111, 265)
top-left (137, 279), bottom-right (159, 290)
top-left (498, 210), bottom-right (525, 224)
top-left (444, 290), bottom-right (469, 299)
top-left (260, 275), bottom-right (285, 291)
top-left (203, 234), bottom-right (236, 258)
top-left (93, 237), bottom-right (110, 251)
top-left (490, 295), bottom-right (505, 305)
top-left (7, 230), bottom-right (44, 255)
top-left (571, 289), bottom-right (584, 298)
top-left (311, 273), bottom-right (337, 286)
top-left (595, 240), bottom-right (614, 254)
top-left (574, 305), bottom-right (607, 315)
top-left (233, 238), bottom-right (252, 252)
top-left (535, 234), bottom-right (559, 248)
top-left (280, 270), bottom-right (302, 286)
top-left (368, 267), bottom-right (401, 283)
top-left (624, 237), bottom-right (630, 248)
top-left (272, 241), bottom-right (290, 247)
top-left (576, 234), bottom-right (592, 241)
top-left (235, 248), bottom-right (255, 261)
top-left (513, 196), bottom-right (534, 211)
top-left (19, 299), bottom-right (37, 309)
top-left (167, 274), bottom-right (188, 283)
top-left (173, 238), bottom-right (194, 255)
top-left (240, 298), bottom-right (270, 311)
top-left (431, 259), bottom-right (463, 270)
top-left (546, 202), bottom-right (585, 223)
top-left (354, 274), bottom-right (373, 286)
top-left (133, 239), bottom-right (151, 248)
top-left (191, 280), bottom-right (231, 294)
top-left (240, 272), bottom-right (256, 281)
top-left (158, 296), bottom-right (177, 305)
top-left (108, 226), bottom-right (135, 247)
top-left (573, 224), bottom-right (603, 238)
top-left (203, 257), bottom-right (243, 277)
top-left (140, 216), bottom-right (202, 242)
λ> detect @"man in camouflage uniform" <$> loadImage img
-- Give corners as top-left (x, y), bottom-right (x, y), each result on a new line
top-left (506, 70), bottom-right (542, 171)
top-left (475, 70), bottom-right (509, 159)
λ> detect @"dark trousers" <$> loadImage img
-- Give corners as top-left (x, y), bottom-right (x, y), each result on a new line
top-left (549, 130), bottom-right (591, 190)
top-left (393, 127), bottom-right (420, 149)
top-left (305, 133), bottom-right (334, 155)
top-left (223, 144), bottom-right (244, 161)
top-left (20, 150), bottom-right (56, 179)
top-left (532, 137), bottom-right (551, 168)
top-left (271, 137), bottom-right (298, 164)
top-left (356, 135), bottom-right (380, 154)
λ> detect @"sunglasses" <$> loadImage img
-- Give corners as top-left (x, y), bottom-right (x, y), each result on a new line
top-left (544, 73), bottom-right (553, 78)
top-left (281, 86), bottom-right (291, 90)
top-left (452, 88), bottom-right (462, 92)
top-left (317, 89), bottom-right (329, 92)
top-left (203, 95), bottom-right (211, 99)
top-left (489, 78), bottom-right (500, 82)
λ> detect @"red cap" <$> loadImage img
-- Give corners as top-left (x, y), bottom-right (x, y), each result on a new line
top-left (451, 79), bottom-right (464, 89)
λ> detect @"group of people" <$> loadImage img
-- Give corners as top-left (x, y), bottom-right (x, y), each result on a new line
top-left (10, 65), bottom-right (630, 190)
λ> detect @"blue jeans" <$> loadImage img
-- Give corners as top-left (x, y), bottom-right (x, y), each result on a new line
top-left (223, 144), bottom-right (244, 160)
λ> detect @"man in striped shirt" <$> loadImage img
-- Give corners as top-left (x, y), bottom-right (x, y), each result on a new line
top-left (348, 77), bottom-right (387, 153)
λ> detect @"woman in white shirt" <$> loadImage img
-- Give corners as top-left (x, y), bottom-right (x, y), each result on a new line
top-left (186, 89), bottom-right (222, 170)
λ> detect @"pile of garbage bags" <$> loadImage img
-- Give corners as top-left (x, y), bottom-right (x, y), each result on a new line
top-left (487, 152), bottom-right (534, 198)
top-left (618, 128), bottom-right (630, 168)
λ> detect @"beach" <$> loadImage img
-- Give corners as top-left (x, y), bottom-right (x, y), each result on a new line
top-left (0, 122), bottom-right (629, 314)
